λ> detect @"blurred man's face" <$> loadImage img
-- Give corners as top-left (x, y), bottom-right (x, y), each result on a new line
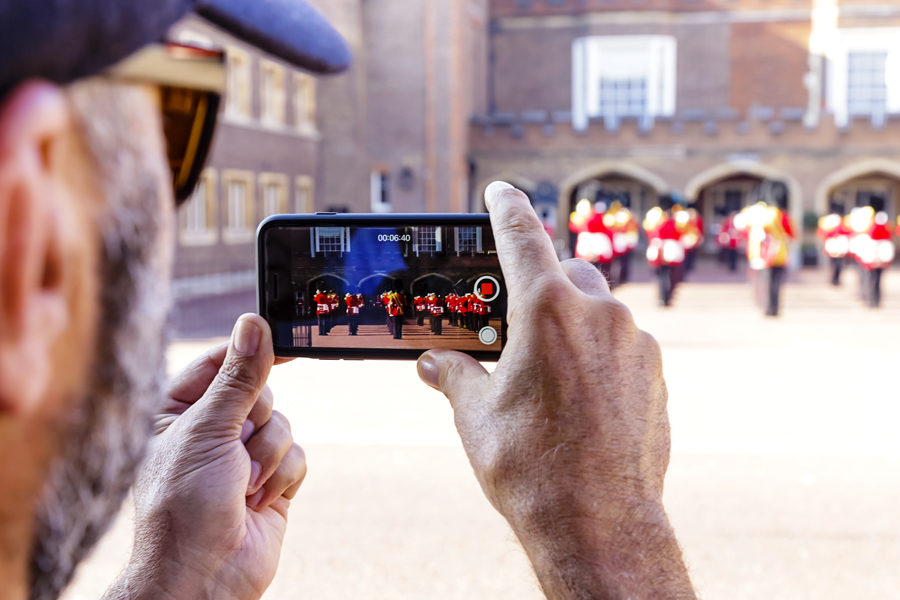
top-left (26, 80), bottom-right (175, 600)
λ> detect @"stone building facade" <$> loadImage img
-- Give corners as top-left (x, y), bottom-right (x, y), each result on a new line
top-left (470, 0), bottom-right (900, 259)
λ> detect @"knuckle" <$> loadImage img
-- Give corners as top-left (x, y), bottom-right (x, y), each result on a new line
top-left (271, 410), bottom-right (292, 434)
top-left (530, 274), bottom-right (573, 308)
top-left (215, 359), bottom-right (261, 397)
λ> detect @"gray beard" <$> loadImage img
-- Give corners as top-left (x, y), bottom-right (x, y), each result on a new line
top-left (28, 81), bottom-right (172, 600)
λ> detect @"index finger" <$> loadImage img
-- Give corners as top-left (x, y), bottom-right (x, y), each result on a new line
top-left (485, 181), bottom-right (563, 298)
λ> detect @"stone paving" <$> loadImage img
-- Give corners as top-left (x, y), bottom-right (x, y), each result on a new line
top-left (62, 266), bottom-right (900, 600)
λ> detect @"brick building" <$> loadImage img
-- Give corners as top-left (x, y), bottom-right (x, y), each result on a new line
top-left (308, 0), bottom-right (900, 263)
top-left (469, 0), bottom-right (900, 260)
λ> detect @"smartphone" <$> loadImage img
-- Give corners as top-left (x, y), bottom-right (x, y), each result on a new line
top-left (257, 214), bottom-right (507, 360)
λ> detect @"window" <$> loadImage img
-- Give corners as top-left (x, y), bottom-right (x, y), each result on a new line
top-left (294, 72), bottom-right (317, 133)
top-left (572, 36), bottom-right (677, 130)
top-left (847, 52), bottom-right (888, 116)
top-left (260, 60), bottom-right (286, 126)
top-left (225, 47), bottom-right (252, 119)
top-left (370, 170), bottom-right (391, 213)
top-left (179, 169), bottom-right (217, 246)
top-left (222, 170), bottom-right (255, 243)
top-left (413, 226), bottom-right (443, 255)
top-left (826, 28), bottom-right (900, 126)
top-left (599, 79), bottom-right (647, 118)
top-left (259, 173), bottom-right (288, 218)
top-left (311, 227), bottom-right (351, 256)
top-left (455, 227), bottom-right (483, 255)
top-left (295, 175), bottom-right (315, 212)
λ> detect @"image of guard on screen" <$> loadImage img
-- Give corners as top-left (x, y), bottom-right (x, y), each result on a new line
top-left (278, 224), bottom-right (506, 352)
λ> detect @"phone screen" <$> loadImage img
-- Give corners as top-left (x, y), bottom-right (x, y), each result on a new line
top-left (259, 216), bottom-right (507, 360)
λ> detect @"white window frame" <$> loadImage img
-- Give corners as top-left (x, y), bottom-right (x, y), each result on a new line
top-left (260, 59), bottom-right (286, 127)
top-left (413, 226), bottom-right (443, 256)
top-left (259, 172), bottom-right (288, 219)
top-left (293, 72), bottom-right (317, 135)
top-left (370, 170), bottom-right (391, 213)
top-left (454, 227), bottom-right (483, 255)
top-left (295, 175), bottom-right (315, 212)
top-left (825, 28), bottom-right (900, 127)
top-left (224, 47), bottom-right (252, 121)
top-left (222, 169), bottom-right (255, 244)
top-left (572, 35), bottom-right (677, 131)
top-left (311, 227), bottom-right (351, 257)
top-left (179, 168), bottom-right (218, 246)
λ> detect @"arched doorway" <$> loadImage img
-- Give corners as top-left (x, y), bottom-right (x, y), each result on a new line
top-left (685, 162), bottom-right (803, 254)
top-left (411, 273), bottom-right (454, 297)
top-left (557, 162), bottom-right (669, 253)
top-left (357, 273), bottom-right (399, 324)
top-left (814, 158), bottom-right (900, 219)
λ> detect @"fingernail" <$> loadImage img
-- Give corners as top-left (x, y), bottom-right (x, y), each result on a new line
top-left (247, 461), bottom-right (261, 494)
top-left (247, 488), bottom-right (265, 510)
top-left (485, 181), bottom-right (516, 211)
top-left (233, 317), bottom-right (260, 356)
top-left (417, 352), bottom-right (440, 390)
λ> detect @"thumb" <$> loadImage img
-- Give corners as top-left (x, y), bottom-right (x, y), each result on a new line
top-left (191, 314), bottom-right (275, 429)
top-left (417, 349), bottom-right (489, 410)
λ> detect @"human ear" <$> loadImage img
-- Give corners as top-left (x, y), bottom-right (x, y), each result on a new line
top-left (0, 80), bottom-right (78, 416)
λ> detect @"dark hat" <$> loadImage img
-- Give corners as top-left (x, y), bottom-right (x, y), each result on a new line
top-left (0, 0), bottom-right (351, 97)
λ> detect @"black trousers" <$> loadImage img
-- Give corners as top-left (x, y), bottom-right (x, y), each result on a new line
top-left (725, 248), bottom-right (738, 272)
top-left (317, 315), bottom-right (328, 335)
top-left (657, 266), bottom-right (673, 307)
top-left (766, 267), bottom-right (785, 316)
top-left (391, 316), bottom-right (404, 339)
top-left (417, 311), bottom-right (425, 326)
top-left (348, 314), bottom-right (359, 335)
top-left (618, 251), bottom-right (632, 284)
top-left (431, 314), bottom-right (443, 335)
top-left (830, 257), bottom-right (843, 286)
top-left (863, 268), bottom-right (883, 308)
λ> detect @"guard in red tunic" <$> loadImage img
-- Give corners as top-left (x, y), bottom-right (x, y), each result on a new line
top-left (644, 200), bottom-right (686, 307)
top-left (675, 206), bottom-right (703, 279)
top-left (413, 295), bottom-right (426, 326)
top-left (445, 292), bottom-right (458, 327)
top-left (386, 290), bottom-right (407, 339)
top-left (428, 292), bottom-right (445, 334)
top-left (817, 202), bottom-right (849, 286)
top-left (716, 211), bottom-right (743, 271)
top-left (345, 292), bottom-right (363, 335)
top-left (472, 295), bottom-right (488, 330)
top-left (314, 288), bottom-right (331, 336)
top-left (570, 199), bottom-right (614, 281)
top-left (849, 203), bottom-right (895, 307)
top-left (381, 291), bottom-right (393, 336)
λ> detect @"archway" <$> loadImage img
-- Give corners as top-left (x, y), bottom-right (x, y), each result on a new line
top-left (814, 158), bottom-right (900, 218)
top-left (684, 161), bottom-right (803, 253)
top-left (473, 174), bottom-right (537, 212)
top-left (356, 273), bottom-right (398, 324)
top-left (411, 273), bottom-right (454, 297)
top-left (557, 162), bottom-right (669, 252)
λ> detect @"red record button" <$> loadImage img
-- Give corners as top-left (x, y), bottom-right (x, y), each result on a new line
top-left (474, 276), bottom-right (500, 302)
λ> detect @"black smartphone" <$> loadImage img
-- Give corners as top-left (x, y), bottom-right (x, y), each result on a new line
top-left (257, 214), bottom-right (507, 360)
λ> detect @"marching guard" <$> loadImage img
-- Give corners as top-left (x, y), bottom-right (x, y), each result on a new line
top-left (446, 292), bottom-right (458, 327)
top-left (716, 210), bottom-right (743, 271)
top-left (605, 201), bottom-right (639, 286)
top-left (644, 202), bottom-right (685, 307)
top-left (817, 203), bottom-right (849, 286)
top-left (675, 206), bottom-right (704, 278)
top-left (345, 291), bottom-right (363, 335)
top-left (413, 295), bottom-right (426, 326)
top-left (314, 288), bottom-right (331, 336)
top-left (386, 290), bottom-right (406, 339)
top-left (847, 205), bottom-right (895, 307)
top-left (569, 198), bottom-right (614, 281)
top-left (736, 190), bottom-right (795, 317)
top-left (427, 292), bottom-right (445, 335)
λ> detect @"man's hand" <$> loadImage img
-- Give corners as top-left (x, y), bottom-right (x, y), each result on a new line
top-left (417, 182), bottom-right (696, 599)
top-left (106, 314), bottom-right (305, 600)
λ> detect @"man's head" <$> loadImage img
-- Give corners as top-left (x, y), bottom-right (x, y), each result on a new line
top-left (0, 1), bottom-right (349, 598)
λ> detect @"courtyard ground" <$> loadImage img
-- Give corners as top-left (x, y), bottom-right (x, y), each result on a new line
top-left (63, 265), bottom-right (900, 600)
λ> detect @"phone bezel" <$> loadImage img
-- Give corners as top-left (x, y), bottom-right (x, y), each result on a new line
top-left (256, 213), bottom-right (504, 361)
